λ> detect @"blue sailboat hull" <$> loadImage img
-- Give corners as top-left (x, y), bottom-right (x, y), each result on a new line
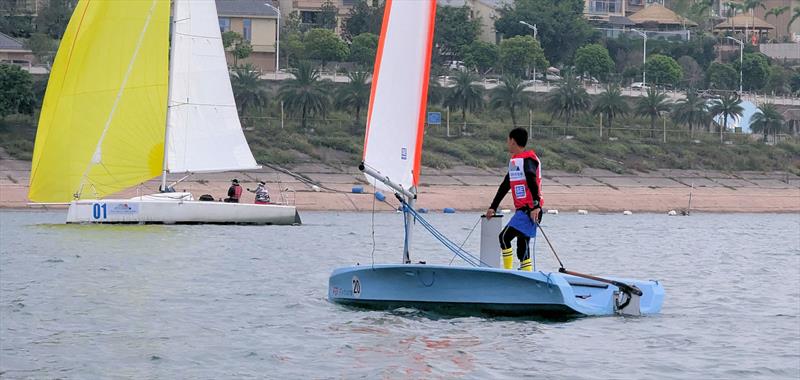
top-left (328, 264), bottom-right (664, 317)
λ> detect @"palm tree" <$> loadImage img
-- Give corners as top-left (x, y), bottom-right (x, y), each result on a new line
top-left (489, 75), bottom-right (530, 126)
top-left (444, 70), bottom-right (483, 134)
top-left (230, 64), bottom-right (268, 119)
top-left (545, 75), bottom-right (590, 126)
top-left (749, 103), bottom-right (784, 142)
top-left (791, 6), bottom-right (800, 35)
top-left (278, 61), bottom-right (331, 131)
top-left (742, 0), bottom-right (766, 27)
top-left (335, 70), bottom-right (371, 125)
top-left (708, 93), bottom-right (743, 142)
top-left (591, 84), bottom-right (629, 137)
top-left (671, 91), bottom-right (708, 138)
top-left (635, 88), bottom-right (672, 138)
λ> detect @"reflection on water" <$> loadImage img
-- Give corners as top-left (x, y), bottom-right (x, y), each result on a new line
top-left (1, 210), bottom-right (799, 379)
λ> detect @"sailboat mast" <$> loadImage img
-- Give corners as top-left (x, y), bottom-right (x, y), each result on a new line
top-left (160, 0), bottom-right (179, 191)
top-left (403, 188), bottom-right (416, 264)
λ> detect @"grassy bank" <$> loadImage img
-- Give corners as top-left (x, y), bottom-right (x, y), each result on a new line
top-left (3, 93), bottom-right (798, 176)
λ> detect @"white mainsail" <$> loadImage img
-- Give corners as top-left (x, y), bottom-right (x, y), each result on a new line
top-left (362, 0), bottom-right (436, 191)
top-left (166, 0), bottom-right (259, 173)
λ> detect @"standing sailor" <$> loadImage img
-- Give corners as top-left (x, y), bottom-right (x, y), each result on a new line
top-left (247, 181), bottom-right (271, 204)
top-left (225, 178), bottom-right (243, 203)
top-left (485, 128), bottom-right (543, 271)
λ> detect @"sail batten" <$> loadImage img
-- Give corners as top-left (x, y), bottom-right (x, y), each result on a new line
top-left (28, 0), bottom-right (170, 202)
top-left (165, 0), bottom-right (259, 174)
top-left (362, 0), bottom-right (436, 192)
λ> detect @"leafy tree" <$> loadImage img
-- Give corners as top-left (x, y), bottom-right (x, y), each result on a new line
top-left (545, 74), bottom-right (590, 126)
top-left (0, 64), bottom-right (35, 117)
top-left (635, 88), bottom-right (672, 137)
top-left (222, 31), bottom-right (252, 66)
top-left (749, 103), bottom-right (784, 142)
top-left (463, 41), bottom-right (499, 75)
top-left (764, 66), bottom-right (790, 95)
top-left (490, 75), bottom-right (530, 126)
top-left (230, 64), bottom-right (268, 118)
top-left (24, 33), bottom-right (56, 65)
top-left (349, 33), bottom-right (378, 67)
top-left (494, 0), bottom-right (594, 64)
top-left (708, 93), bottom-right (743, 142)
top-left (444, 70), bottom-right (483, 132)
top-left (498, 35), bottom-right (548, 78)
top-left (434, 5), bottom-right (481, 61)
top-left (671, 91), bottom-right (707, 137)
top-left (765, 5), bottom-right (790, 23)
top-left (281, 31), bottom-right (306, 67)
top-left (790, 6), bottom-right (800, 35)
top-left (591, 85), bottom-right (629, 134)
top-left (644, 54), bottom-right (683, 86)
top-left (790, 71), bottom-right (800, 95)
top-left (738, 53), bottom-right (769, 91)
top-left (335, 70), bottom-right (371, 124)
top-left (706, 62), bottom-right (738, 90)
top-left (304, 28), bottom-right (349, 66)
top-left (35, 0), bottom-right (73, 39)
top-left (677, 56), bottom-right (703, 89)
top-left (342, 0), bottom-right (383, 41)
top-left (574, 44), bottom-right (614, 81)
top-left (0, 15), bottom-right (34, 38)
top-left (279, 61), bottom-right (331, 131)
top-left (317, 0), bottom-right (339, 30)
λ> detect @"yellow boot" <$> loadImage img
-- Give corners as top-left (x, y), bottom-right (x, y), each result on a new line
top-left (501, 248), bottom-right (513, 270)
top-left (520, 258), bottom-right (532, 271)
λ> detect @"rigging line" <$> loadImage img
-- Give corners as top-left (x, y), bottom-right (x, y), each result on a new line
top-left (449, 216), bottom-right (481, 266)
top-left (75, 0), bottom-right (159, 198)
top-left (400, 201), bottom-right (486, 267)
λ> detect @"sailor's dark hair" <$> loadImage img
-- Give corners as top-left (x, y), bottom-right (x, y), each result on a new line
top-left (509, 127), bottom-right (528, 147)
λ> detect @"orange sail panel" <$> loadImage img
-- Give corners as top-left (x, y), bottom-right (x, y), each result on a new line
top-left (362, 0), bottom-right (436, 191)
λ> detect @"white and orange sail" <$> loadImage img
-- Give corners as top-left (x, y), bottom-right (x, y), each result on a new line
top-left (362, 0), bottom-right (436, 192)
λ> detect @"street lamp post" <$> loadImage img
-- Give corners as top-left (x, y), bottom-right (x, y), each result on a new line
top-left (519, 21), bottom-right (538, 90)
top-left (264, 2), bottom-right (281, 79)
top-left (725, 36), bottom-right (744, 94)
top-left (631, 29), bottom-right (647, 88)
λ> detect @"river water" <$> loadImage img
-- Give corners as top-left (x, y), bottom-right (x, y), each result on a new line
top-left (1, 210), bottom-right (798, 379)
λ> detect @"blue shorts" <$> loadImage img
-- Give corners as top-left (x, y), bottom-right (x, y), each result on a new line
top-left (507, 210), bottom-right (537, 238)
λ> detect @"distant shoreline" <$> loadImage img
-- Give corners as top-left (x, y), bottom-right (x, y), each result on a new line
top-left (2, 159), bottom-right (798, 213)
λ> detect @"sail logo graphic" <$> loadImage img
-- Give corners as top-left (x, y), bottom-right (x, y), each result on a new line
top-left (108, 203), bottom-right (140, 214)
top-left (401, 147), bottom-right (407, 160)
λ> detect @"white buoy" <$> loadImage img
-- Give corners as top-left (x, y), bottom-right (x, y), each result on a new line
top-left (577, 209), bottom-right (588, 215)
top-left (667, 210), bottom-right (677, 216)
top-left (311, 185), bottom-right (321, 192)
top-left (547, 209), bottom-right (559, 215)
top-left (623, 210), bottom-right (632, 215)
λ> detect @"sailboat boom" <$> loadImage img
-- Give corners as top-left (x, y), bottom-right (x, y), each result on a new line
top-left (359, 162), bottom-right (414, 199)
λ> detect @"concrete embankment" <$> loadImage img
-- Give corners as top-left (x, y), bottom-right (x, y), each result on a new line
top-left (2, 159), bottom-right (798, 213)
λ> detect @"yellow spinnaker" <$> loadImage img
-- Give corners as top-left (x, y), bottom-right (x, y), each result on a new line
top-left (29, 0), bottom-right (169, 202)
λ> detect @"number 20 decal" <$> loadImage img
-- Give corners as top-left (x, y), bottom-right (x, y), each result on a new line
top-left (92, 203), bottom-right (107, 219)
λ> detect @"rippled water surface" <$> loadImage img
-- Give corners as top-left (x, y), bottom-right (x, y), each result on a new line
top-left (1, 210), bottom-right (799, 379)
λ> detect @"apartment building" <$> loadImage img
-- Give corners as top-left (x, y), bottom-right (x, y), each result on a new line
top-left (216, 0), bottom-right (279, 72)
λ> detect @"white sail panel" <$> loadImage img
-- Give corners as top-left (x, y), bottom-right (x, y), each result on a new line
top-left (166, 0), bottom-right (259, 173)
top-left (362, 0), bottom-right (435, 191)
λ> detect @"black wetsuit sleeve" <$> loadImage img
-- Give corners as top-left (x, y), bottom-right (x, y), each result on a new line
top-left (524, 157), bottom-right (541, 206)
top-left (489, 174), bottom-right (510, 211)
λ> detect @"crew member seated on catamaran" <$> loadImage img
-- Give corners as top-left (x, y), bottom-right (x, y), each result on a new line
top-left (485, 127), bottom-right (543, 271)
top-left (247, 181), bottom-right (271, 204)
top-left (225, 179), bottom-right (243, 203)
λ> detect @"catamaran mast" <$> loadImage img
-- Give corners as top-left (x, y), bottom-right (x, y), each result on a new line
top-left (160, 0), bottom-right (179, 192)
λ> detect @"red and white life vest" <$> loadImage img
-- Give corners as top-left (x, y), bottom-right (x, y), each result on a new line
top-left (508, 150), bottom-right (543, 209)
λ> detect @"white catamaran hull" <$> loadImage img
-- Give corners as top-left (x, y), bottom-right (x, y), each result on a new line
top-left (66, 194), bottom-right (300, 225)
top-left (329, 264), bottom-right (664, 317)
